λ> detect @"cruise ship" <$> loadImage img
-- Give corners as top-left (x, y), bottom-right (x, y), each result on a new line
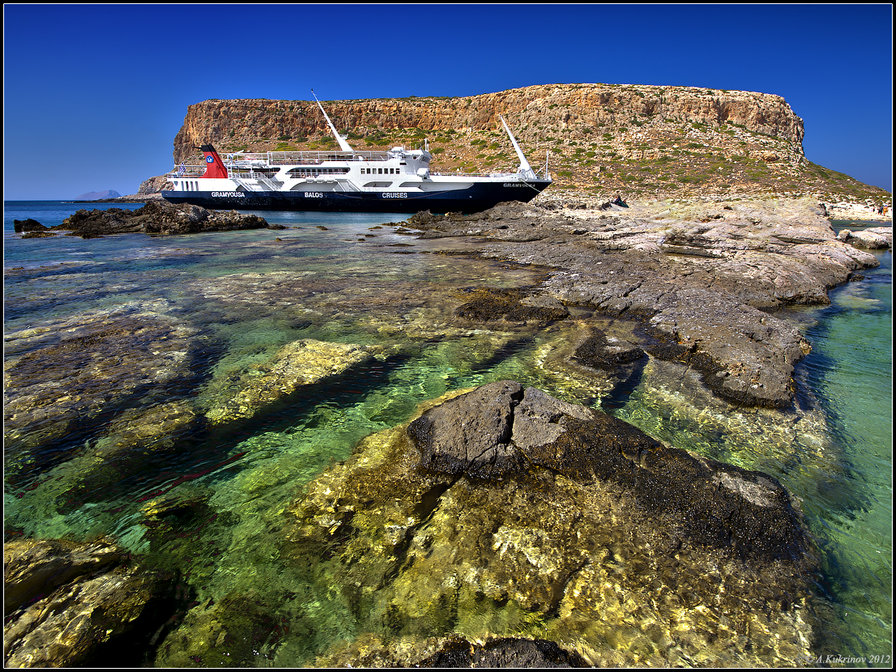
top-left (161, 93), bottom-right (551, 213)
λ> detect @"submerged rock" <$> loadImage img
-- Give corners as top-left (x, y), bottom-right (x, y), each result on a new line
top-left (3, 305), bottom-right (199, 479)
top-left (153, 591), bottom-right (283, 667)
top-left (286, 381), bottom-right (821, 667)
top-left (204, 338), bottom-right (382, 425)
top-left (3, 537), bottom-right (182, 667)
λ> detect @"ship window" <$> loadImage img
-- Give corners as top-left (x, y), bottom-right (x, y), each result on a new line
top-left (364, 181), bottom-right (392, 188)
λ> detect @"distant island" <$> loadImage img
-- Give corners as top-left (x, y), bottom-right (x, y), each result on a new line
top-left (75, 189), bottom-right (121, 201)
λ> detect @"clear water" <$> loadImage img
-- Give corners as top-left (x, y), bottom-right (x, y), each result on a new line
top-left (3, 202), bottom-right (892, 665)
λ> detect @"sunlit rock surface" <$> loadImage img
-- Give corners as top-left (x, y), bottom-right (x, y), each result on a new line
top-left (203, 338), bottom-right (382, 425)
top-left (3, 538), bottom-right (180, 668)
top-left (406, 198), bottom-right (881, 408)
top-left (838, 226), bottom-right (893, 250)
top-left (283, 382), bottom-right (822, 667)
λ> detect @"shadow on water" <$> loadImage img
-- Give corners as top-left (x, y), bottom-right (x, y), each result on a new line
top-left (107, 353), bottom-right (414, 503)
top-left (449, 335), bottom-right (535, 384)
top-left (599, 354), bottom-right (649, 411)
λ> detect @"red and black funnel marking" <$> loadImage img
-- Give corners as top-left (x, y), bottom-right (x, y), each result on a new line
top-left (200, 144), bottom-right (228, 179)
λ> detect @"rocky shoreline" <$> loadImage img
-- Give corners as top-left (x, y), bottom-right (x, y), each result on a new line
top-left (4, 193), bottom-right (892, 667)
top-left (13, 199), bottom-right (279, 238)
top-left (403, 195), bottom-right (888, 409)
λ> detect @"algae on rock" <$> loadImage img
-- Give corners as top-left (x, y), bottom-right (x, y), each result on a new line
top-left (203, 338), bottom-right (382, 425)
top-left (280, 381), bottom-right (822, 667)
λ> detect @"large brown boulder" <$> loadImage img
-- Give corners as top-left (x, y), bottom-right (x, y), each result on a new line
top-left (284, 381), bottom-right (822, 667)
top-left (408, 381), bottom-right (810, 562)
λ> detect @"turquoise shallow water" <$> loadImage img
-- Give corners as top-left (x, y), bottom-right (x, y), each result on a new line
top-left (796, 231), bottom-right (892, 662)
top-left (3, 202), bottom-right (892, 666)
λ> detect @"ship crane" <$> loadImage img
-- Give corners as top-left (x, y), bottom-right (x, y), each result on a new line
top-left (499, 115), bottom-right (537, 180)
top-left (311, 89), bottom-right (354, 153)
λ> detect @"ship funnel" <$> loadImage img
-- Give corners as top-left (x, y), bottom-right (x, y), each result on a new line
top-left (312, 90), bottom-right (354, 152)
top-left (199, 144), bottom-right (228, 179)
top-left (499, 115), bottom-right (536, 180)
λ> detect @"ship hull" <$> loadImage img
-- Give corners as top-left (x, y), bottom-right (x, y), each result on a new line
top-left (161, 180), bottom-right (551, 214)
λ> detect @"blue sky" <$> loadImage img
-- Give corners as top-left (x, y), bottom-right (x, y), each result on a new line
top-left (3, 3), bottom-right (893, 199)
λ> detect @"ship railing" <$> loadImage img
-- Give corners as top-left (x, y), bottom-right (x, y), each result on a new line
top-left (224, 150), bottom-right (393, 165)
top-left (167, 165), bottom-right (207, 177)
top-left (432, 166), bottom-right (552, 180)
top-left (429, 170), bottom-right (534, 178)
top-left (167, 149), bottom-right (394, 176)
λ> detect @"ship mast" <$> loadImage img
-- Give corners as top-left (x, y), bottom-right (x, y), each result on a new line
top-left (311, 90), bottom-right (354, 153)
top-left (499, 115), bottom-right (536, 180)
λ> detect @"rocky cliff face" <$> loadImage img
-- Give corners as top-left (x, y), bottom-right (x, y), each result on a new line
top-left (161, 83), bottom-right (886, 201)
top-left (173, 84), bottom-right (804, 156)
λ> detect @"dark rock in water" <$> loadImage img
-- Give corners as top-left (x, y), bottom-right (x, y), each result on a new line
top-left (13, 218), bottom-right (48, 233)
top-left (3, 537), bottom-right (184, 667)
top-left (420, 636), bottom-right (589, 668)
top-left (408, 380), bottom-right (809, 562)
top-left (408, 380), bottom-right (529, 479)
top-left (573, 329), bottom-right (645, 369)
top-left (454, 287), bottom-right (569, 324)
top-left (54, 200), bottom-right (272, 237)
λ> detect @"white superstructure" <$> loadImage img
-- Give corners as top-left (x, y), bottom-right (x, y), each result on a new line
top-left (162, 94), bottom-right (551, 213)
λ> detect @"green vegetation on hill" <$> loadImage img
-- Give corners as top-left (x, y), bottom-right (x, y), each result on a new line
top-left (173, 84), bottom-right (892, 205)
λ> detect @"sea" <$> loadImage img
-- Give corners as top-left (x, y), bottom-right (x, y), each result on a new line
top-left (3, 200), bottom-right (892, 666)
